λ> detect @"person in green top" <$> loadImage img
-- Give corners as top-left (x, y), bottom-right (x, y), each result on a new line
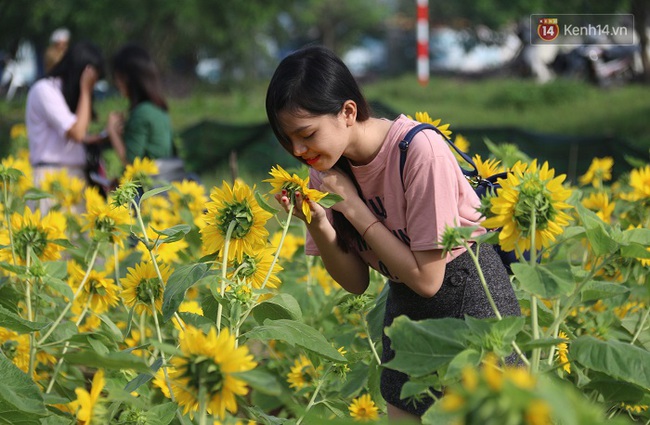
top-left (106, 43), bottom-right (173, 165)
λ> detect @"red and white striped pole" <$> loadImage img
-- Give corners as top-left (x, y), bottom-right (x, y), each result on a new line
top-left (416, 0), bottom-right (429, 86)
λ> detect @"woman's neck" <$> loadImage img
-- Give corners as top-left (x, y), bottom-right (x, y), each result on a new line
top-left (346, 117), bottom-right (393, 166)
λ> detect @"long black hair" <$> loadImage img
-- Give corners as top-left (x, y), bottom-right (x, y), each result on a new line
top-left (48, 41), bottom-right (105, 114)
top-left (111, 43), bottom-right (167, 111)
top-left (266, 45), bottom-right (371, 252)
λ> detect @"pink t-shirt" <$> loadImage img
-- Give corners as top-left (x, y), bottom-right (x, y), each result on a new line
top-left (26, 77), bottom-right (86, 167)
top-left (305, 115), bottom-right (486, 281)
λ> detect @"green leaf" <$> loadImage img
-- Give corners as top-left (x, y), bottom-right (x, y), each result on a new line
top-left (145, 402), bottom-right (177, 425)
top-left (464, 315), bottom-right (525, 356)
top-left (0, 305), bottom-right (48, 334)
top-left (244, 319), bottom-right (346, 362)
top-left (255, 190), bottom-right (279, 214)
top-left (51, 238), bottom-right (75, 249)
top-left (317, 193), bottom-right (343, 208)
top-left (124, 357), bottom-right (163, 393)
top-left (162, 263), bottom-right (210, 322)
top-left (139, 185), bottom-right (172, 205)
top-left (367, 284), bottom-right (388, 342)
top-left (580, 280), bottom-right (630, 302)
top-left (570, 336), bottom-right (650, 390)
top-left (252, 293), bottom-right (302, 323)
top-left (0, 354), bottom-right (48, 417)
top-left (42, 261), bottom-right (67, 279)
top-left (444, 348), bottom-right (481, 381)
top-left (512, 262), bottom-right (574, 298)
top-left (576, 204), bottom-right (619, 256)
top-left (150, 341), bottom-right (183, 357)
top-left (64, 350), bottom-right (150, 374)
top-left (234, 369), bottom-right (283, 396)
top-left (41, 276), bottom-right (73, 300)
top-left (22, 187), bottom-right (51, 201)
top-left (384, 316), bottom-right (468, 377)
top-left (151, 224), bottom-right (191, 245)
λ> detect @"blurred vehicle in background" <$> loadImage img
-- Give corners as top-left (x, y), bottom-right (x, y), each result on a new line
top-left (429, 26), bottom-right (521, 73)
top-left (342, 36), bottom-right (388, 80)
top-left (552, 43), bottom-right (641, 86)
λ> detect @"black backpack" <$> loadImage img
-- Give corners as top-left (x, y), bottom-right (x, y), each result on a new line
top-left (397, 123), bottom-right (521, 273)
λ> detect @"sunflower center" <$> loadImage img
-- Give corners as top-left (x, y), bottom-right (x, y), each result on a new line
top-left (1, 340), bottom-right (18, 361)
top-left (218, 202), bottom-right (253, 239)
top-left (135, 278), bottom-right (162, 305)
top-left (88, 278), bottom-right (107, 296)
top-left (14, 225), bottom-right (48, 260)
top-left (236, 255), bottom-right (257, 278)
top-left (95, 216), bottom-right (117, 234)
top-left (513, 176), bottom-right (555, 235)
top-left (184, 355), bottom-right (224, 394)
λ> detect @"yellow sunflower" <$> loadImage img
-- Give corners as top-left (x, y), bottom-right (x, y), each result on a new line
top-left (578, 157), bottom-right (613, 189)
top-left (169, 179), bottom-right (208, 226)
top-left (270, 231), bottom-right (304, 260)
top-left (70, 369), bottom-right (106, 425)
top-left (119, 157), bottom-right (159, 186)
top-left (264, 165), bottom-right (328, 223)
top-left (309, 264), bottom-right (336, 295)
top-left (200, 180), bottom-right (272, 262)
top-left (473, 154), bottom-right (505, 180)
top-left (620, 164), bottom-right (650, 202)
top-left (411, 111), bottom-right (452, 138)
top-left (525, 399), bottom-right (553, 425)
top-left (40, 168), bottom-right (85, 211)
top-left (121, 261), bottom-right (173, 315)
top-left (229, 246), bottom-right (283, 290)
top-left (136, 225), bottom-right (189, 264)
top-left (82, 187), bottom-right (131, 245)
top-left (0, 207), bottom-right (66, 265)
top-left (581, 192), bottom-right (615, 224)
top-left (167, 326), bottom-right (257, 419)
top-left (172, 300), bottom-right (204, 331)
top-left (349, 394), bottom-right (380, 422)
top-left (555, 331), bottom-right (571, 374)
top-left (1, 152), bottom-right (33, 196)
top-left (482, 160), bottom-right (573, 256)
top-left (287, 354), bottom-right (319, 391)
top-left (67, 261), bottom-right (120, 314)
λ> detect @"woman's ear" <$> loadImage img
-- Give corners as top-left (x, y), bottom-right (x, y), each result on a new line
top-left (341, 100), bottom-right (357, 126)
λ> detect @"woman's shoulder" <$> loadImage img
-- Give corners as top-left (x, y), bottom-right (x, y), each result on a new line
top-left (131, 101), bottom-right (169, 120)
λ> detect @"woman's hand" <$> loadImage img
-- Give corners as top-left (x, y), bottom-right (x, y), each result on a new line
top-left (318, 169), bottom-right (363, 215)
top-left (275, 190), bottom-right (328, 224)
top-left (79, 65), bottom-right (99, 93)
top-left (107, 112), bottom-right (124, 138)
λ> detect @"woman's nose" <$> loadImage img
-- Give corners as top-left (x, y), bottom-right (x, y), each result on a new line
top-left (292, 141), bottom-right (307, 156)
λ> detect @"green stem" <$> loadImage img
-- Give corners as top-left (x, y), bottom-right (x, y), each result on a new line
top-left (216, 221), bottom-right (237, 334)
top-left (150, 290), bottom-right (175, 403)
top-left (464, 241), bottom-right (529, 366)
top-left (547, 300), bottom-right (561, 366)
top-left (542, 254), bottom-right (616, 339)
top-left (113, 242), bottom-right (120, 283)
top-left (236, 204), bottom-right (294, 333)
top-left (37, 244), bottom-right (101, 346)
top-left (631, 307), bottom-right (650, 345)
top-left (362, 318), bottom-right (382, 365)
top-left (2, 178), bottom-right (17, 265)
top-left (296, 366), bottom-right (330, 425)
top-left (528, 211), bottom-right (541, 373)
top-left (46, 297), bottom-right (91, 393)
top-left (26, 248), bottom-right (36, 378)
top-left (198, 384), bottom-right (208, 425)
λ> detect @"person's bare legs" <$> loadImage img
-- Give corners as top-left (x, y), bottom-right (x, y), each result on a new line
top-left (387, 402), bottom-right (421, 423)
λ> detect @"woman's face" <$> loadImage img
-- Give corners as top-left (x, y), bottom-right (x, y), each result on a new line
top-left (278, 108), bottom-right (352, 171)
top-left (114, 73), bottom-right (128, 98)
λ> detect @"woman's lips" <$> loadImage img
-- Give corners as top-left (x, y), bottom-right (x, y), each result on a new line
top-left (306, 155), bottom-right (320, 165)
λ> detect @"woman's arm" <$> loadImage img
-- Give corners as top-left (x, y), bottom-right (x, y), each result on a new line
top-left (279, 193), bottom-right (370, 295)
top-left (320, 170), bottom-right (446, 298)
top-left (107, 112), bottom-right (127, 165)
top-left (66, 66), bottom-right (98, 142)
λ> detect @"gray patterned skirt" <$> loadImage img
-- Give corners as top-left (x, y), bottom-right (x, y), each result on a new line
top-left (380, 244), bottom-right (521, 416)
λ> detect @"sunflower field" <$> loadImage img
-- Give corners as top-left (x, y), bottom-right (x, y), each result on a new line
top-left (1, 116), bottom-right (649, 425)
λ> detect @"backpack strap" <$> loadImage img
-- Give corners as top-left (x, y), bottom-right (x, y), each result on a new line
top-left (398, 123), bottom-right (479, 189)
